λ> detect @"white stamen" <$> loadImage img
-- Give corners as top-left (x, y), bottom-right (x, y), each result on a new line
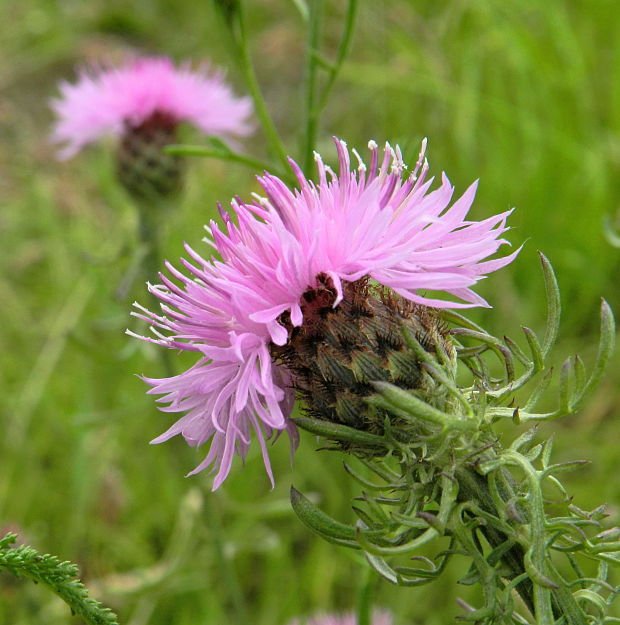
top-left (388, 144), bottom-right (403, 174)
top-left (133, 302), bottom-right (158, 316)
top-left (351, 148), bottom-right (366, 172)
top-left (410, 138), bottom-right (428, 180)
top-left (394, 145), bottom-right (407, 170)
top-left (150, 327), bottom-right (171, 342)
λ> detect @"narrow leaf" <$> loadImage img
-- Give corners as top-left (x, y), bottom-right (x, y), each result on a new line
top-left (290, 486), bottom-right (360, 544)
top-left (364, 553), bottom-right (399, 584)
top-left (294, 416), bottom-right (387, 447)
top-left (539, 252), bottom-right (561, 358)
top-left (573, 299), bottom-right (615, 411)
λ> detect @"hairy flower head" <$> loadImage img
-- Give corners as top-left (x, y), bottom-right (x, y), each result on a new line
top-left (51, 56), bottom-right (253, 159)
top-left (129, 138), bottom-right (519, 489)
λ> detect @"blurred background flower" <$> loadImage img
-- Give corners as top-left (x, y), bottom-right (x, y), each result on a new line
top-left (51, 56), bottom-right (253, 200)
top-left (288, 609), bottom-right (393, 625)
top-left (51, 56), bottom-right (253, 159)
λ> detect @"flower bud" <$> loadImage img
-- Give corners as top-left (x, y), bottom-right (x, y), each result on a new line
top-left (116, 111), bottom-right (183, 201)
top-left (271, 275), bottom-right (455, 448)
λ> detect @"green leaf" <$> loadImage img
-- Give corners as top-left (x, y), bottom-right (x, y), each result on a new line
top-left (509, 425), bottom-right (540, 452)
top-left (523, 367), bottom-right (554, 412)
top-left (0, 533), bottom-right (118, 625)
top-left (522, 326), bottom-right (545, 372)
top-left (572, 299), bottom-right (615, 412)
top-left (364, 552), bottom-right (399, 584)
top-left (369, 382), bottom-right (475, 431)
top-left (539, 252), bottom-right (561, 359)
top-left (294, 416), bottom-right (388, 447)
top-left (290, 487), bottom-right (383, 547)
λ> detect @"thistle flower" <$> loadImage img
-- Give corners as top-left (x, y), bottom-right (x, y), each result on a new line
top-left (129, 138), bottom-right (519, 489)
top-left (51, 57), bottom-right (252, 198)
top-left (288, 610), bottom-right (393, 625)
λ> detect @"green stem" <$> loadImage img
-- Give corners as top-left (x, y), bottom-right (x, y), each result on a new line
top-left (456, 463), bottom-right (589, 625)
top-left (356, 566), bottom-right (375, 625)
top-left (302, 0), bottom-right (323, 174)
top-left (455, 466), bottom-right (536, 617)
top-left (164, 144), bottom-right (292, 182)
top-left (302, 0), bottom-right (359, 174)
top-left (137, 203), bottom-right (160, 284)
top-left (502, 451), bottom-right (588, 625)
top-left (136, 201), bottom-right (175, 378)
top-left (318, 0), bottom-right (358, 111)
top-left (202, 496), bottom-right (249, 624)
top-left (450, 503), bottom-right (500, 621)
top-left (505, 452), bottom-right (555, 624)
top-left (235, 1), bottom-right (290, 172)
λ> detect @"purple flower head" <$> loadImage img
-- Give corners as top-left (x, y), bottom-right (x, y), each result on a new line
top-left (288, 610), bottom-right (393, 625)
top-left (51, 56), bottom-right (253, 159)
top-left (129, 138), bottom-right (519, 489)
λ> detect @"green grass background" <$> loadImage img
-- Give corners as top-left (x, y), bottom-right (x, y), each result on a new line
top-left (1, 1), bottom-right (620, 623)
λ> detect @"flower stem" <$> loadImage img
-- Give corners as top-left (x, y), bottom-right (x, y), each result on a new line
top-left (202, 495), bottom-right (250, 624)
top-left (234, 1), bottom-right (290, 172)
top-left (356, 565), bottom-right (376, 625)
top-left (164, 144), bottom-right (292, 183)
top-left (136, 200), bottom-right (175, 378)
top-left (456, 464), bottom-right (589, 624)
top-left (317, 0), bottom-right (358, 112)
top-left (455, 466), bottom-right (536, 616)
top-left (302, 0), bottom-right (323, 174)
top-left (302, 0), bottom-right (359, 175)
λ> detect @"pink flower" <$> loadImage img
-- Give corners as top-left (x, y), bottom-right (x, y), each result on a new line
top-left (129, 138), bottom-right (519, 489)
top-left (288, 610), bottom-right (393, 625)
top-left (51, 57), bottom-right (253, 159)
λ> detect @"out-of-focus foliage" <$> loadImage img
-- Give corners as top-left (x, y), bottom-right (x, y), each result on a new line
top-left (1, 2), bottom-right (619, 624)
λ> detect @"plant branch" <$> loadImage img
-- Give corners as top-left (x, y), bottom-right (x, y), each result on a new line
top-left (234, 1), bottom-right (290, 171)
top-left (0, 534), bottom-right (118, 625)
top-left (302, 0), bottom-right (323, 174)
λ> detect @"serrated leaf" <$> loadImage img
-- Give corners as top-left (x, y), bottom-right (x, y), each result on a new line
top-left (0, 533), bottom-right (119, 625)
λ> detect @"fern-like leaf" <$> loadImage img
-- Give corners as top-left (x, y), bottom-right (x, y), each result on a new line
top-left (0, 533), bottom-right (119, 625)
